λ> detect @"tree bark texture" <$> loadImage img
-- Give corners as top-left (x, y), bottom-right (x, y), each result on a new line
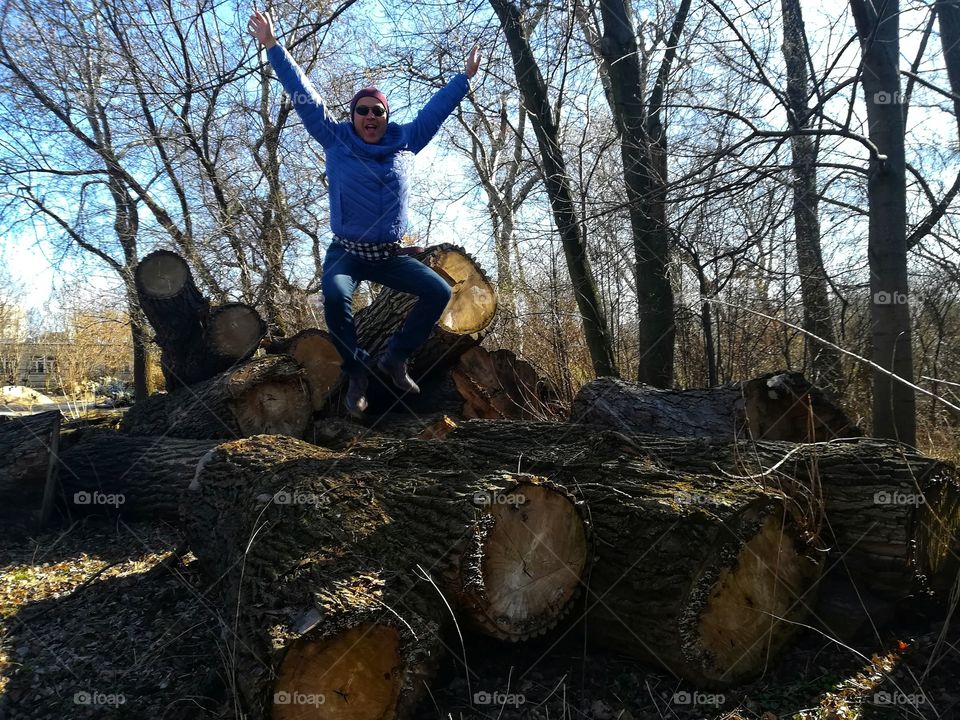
top-left (58, 429), bottom-right (217, 520)
top-left (0, 410), bottom-right (61, 523)
top-left (488, 0), bottom-right (618, 378)
top-left (571, 372), bottom-right (859, 442)
top-left (183, 435), bottom-right (590, 718)
top-left (356, 429), bottom-right (824, 686)
top-left (119, 355), bottom-right (311, 440)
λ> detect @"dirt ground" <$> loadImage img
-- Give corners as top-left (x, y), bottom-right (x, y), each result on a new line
top-left (1, 516), bottom-right (958, 720)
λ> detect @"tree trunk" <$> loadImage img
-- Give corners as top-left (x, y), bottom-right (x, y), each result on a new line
top-left (408, 420), bottom-right (959, 600)
top-left (58, 429), bottom-right (217, 519)
top-left (136, 250), bottom-right (266, 389)
top-left (488, 0), bottom-right (618, 378)
top-left (849, 0), bottom-right (916, 444)
top-left (781, 0), bottom-right (843, 395)
top-left (182, 435), bottom-right (590, 718)
top-left (571, 372), bottom-right (858, 442)
top-left (356, 428), bottom-right (822, 686)
top-left (598, 0), bottom-right (689, 387)
top-left (0, 410), bottom-right (61, 524)
top-left (119, 355), bottom-right (311, 440)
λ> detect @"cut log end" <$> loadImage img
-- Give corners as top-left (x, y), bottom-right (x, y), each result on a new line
top-left (207, 303), bottom-right (266, 360)
top-left (137, 251), bottom-right (191, 299)
top-left (692, 512), bottom-right (817, 685)
top-left (462, 482), bottom-right (588, 640)
top-left (231, 379), bottom-right (312, 438)
top-left (285, 330), bottom-right (343, 412)
top-left (430, 248), bottom-right (497, 335)
top-left (274, 624), bottom-right (403, 720)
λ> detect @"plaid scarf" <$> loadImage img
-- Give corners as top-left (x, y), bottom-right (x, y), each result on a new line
top-left (332, 236), bottom-right (400, 261)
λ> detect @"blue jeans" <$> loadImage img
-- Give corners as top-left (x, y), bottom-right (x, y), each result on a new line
top-left (322, 243), bottom-right (452, 374)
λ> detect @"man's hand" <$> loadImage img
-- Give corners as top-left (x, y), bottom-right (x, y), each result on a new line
top-left (465, 44), bottom-right (482, 79)
top-left (248, 10), bottom-right (277, 49)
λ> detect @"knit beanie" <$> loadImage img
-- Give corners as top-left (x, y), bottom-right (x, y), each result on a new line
top-left (350, 87), bottom-right (389, 119)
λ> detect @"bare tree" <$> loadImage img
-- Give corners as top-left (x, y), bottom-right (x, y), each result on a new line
top-left (488, 0), bottom-right (618, 378)
top-left (849, 0), bottom-right (916, 444)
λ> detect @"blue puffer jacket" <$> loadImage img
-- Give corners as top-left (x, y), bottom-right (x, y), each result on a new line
top-left (267, 44), bottom-right (470, 244)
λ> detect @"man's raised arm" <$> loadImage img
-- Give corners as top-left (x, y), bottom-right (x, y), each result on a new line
top-left (247, 10), bottom-right (342, 148)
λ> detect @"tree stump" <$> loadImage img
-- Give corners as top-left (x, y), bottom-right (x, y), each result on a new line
top-left (355, 244), bottom-right (497, 384)
top-left (183, 435), bottom-right (589, 719)
top-left (572, 371), bottom-right (859, 442)
top-left (119, 355), bottom-right (311, 440)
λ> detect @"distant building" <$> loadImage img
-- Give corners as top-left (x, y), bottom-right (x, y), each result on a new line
top-left (0, 337), bottom-right (133, 391)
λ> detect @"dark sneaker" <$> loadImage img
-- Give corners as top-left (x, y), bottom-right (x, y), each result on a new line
top-left (345, 371), bottom-right (369, 415)
top-left (376, 355), bottom-right (420, 394)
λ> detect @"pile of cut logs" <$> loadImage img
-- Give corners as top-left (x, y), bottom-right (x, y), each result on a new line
top-left (3, 247), bottom-right (958, 720)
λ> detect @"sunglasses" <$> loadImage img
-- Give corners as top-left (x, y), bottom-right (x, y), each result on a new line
top-left (355, 105), bottom-right (386, 117)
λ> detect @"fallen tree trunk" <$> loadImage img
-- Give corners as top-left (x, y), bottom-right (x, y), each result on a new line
top-left (119, 355), bottom-right (311, 440)
top-left (0, 410), bottom-right (61, 525)
top-left (389, 421), bottom-right (959, 601)
top-left (352, 429), bottom-right (823, 686)
top-left (136, 251), bottom-right (265, 388)
top-left (183, 435), bottom-right (589, 718)
top-left (58, 429), bottom-right (217, 519)
top-left (572, 371), bottom-right (858, 442)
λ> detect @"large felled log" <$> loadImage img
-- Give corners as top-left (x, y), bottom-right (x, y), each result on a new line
top-left (136, 250), bottom-right (265, 388)
top-left (183, 435), bottom-right (589, 719)
top-left (452, 346), bottom-right (566, 420)
top-left (0, 410), bottom-right (61, 524)
top-left (393, 421), bottom-right (960, 601)
top-left (572, 371), bottom-right (858, 442)
top-left (355, 427), bottom-right (822, 686)
top-left (119, 355), bottom-right (311, 440)
top-left (58, 429), bottom-right (217, 519)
